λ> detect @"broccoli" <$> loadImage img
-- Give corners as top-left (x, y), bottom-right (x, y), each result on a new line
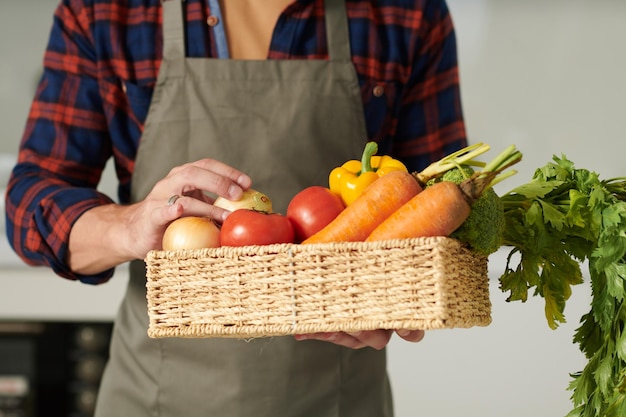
top-left (428, 166), bottom-right (505, 256)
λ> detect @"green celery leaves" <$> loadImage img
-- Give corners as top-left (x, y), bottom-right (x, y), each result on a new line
top-left (499, 155), bottom-right (626, 417)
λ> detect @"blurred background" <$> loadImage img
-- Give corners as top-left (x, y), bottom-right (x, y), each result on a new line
top-left (0, 0), bottom-right (624, 416)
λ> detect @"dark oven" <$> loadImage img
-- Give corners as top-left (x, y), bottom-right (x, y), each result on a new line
top-left (0, 321), bottom-right (112, 417)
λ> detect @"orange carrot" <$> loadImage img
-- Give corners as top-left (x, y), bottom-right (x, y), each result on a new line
top-left (302, 170), bottom-right (422, 244)
top-left (366, 144), bottom-right (523, 242)
top-left (365, 181), bottom-right (470, 241)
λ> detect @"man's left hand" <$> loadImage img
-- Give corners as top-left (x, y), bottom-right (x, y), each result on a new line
top-left (294, 329), bottom-right (425, 350)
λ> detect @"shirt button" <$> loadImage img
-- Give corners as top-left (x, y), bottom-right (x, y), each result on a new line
top-left (207, 15), bottom-right (220, 27)
top-left (373, 85), bottom-right (385, 97)
top-left (121, 81), bottom-right (127, 94)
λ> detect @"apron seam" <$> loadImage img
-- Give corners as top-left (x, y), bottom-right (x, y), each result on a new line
top-left (337, 347), bottom-right (344, 417)
top-left (153, 337), bottom-right (165, 417)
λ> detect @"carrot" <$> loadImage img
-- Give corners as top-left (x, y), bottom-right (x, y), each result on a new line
top-left (302, 170), bottom-right (422, 244)
top-left (366, 181), bottom-right (470, 241)
top-left (366, 145), bottom-right (523, 242)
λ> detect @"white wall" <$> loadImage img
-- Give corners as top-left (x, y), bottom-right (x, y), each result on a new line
top-left (450, 0), bottom-right (626, 189)
top-left (0, 1), bottom-right (58, 155)
top-left (1, 1), bottom-right (624, 416)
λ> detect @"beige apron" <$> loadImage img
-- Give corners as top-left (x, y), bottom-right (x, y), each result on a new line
top-left (95, 1), bottom-right (393, 416)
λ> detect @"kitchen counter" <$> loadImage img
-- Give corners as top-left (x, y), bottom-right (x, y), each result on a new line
top-left (0, 265), bottom-right (128, 322)
top-left (0, 247), bottom-right (504, 321)
top-left (0, 247), bottom-right (588, 323)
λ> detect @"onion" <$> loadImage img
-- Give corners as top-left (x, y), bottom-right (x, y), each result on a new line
top-left (213, 189), bottom-right (273, 213)
top-left (162, 216), bottom-right (221, 250)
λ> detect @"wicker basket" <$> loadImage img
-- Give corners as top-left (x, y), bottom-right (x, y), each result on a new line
top-left (145, 236), bottom-right (491, 338)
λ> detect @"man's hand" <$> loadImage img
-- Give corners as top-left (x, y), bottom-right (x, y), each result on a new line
top-left (294, 329), bottom-right (425, 350)
top-left (67, 158), bottom-right (251, 275)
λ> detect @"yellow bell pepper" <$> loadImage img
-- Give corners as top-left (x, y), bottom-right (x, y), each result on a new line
top-left (329, 142), bottom-right (408, 205)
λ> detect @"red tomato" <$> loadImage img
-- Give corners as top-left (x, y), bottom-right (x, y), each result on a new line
top-left (220, 210), bottom-right (295, 247)
top-left (286, 186), bottom-right (346, 243)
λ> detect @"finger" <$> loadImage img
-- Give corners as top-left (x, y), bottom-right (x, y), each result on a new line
top-left (294, 332), bottom-right (368, 349)
top-left (191, 158), bottom-right (252, 188)
top-left (161, 194), bottom-right (230, 223)
top-left (347, 330), bottom-right (393, 350)
top-left (168, 159), bottom-right (252, 199)
top-left (395, 329), bottom-right (426, 343)
top-left (295, 331), bottom-right (393, 350)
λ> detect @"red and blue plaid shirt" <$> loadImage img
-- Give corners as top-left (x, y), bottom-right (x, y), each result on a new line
top-left (5, 0), bottom-right (466, 284)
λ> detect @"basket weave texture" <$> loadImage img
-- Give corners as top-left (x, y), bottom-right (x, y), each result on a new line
top-left (145, 236), bottom-right (491, 338)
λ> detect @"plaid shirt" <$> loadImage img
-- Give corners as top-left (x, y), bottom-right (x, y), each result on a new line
top-left (5, 0), bottom-right (466, 283)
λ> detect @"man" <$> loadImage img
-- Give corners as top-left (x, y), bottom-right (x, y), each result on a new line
top-left (5, 0), bottom-right (465, 415)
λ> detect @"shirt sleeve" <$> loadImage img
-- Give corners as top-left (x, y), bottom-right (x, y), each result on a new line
top-left (392, 0), bottom-right (468, 172)
top-left (4, 0), bottom-right (116, 285)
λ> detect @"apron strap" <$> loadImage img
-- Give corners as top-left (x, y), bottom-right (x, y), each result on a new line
top-left (161, 0), bottom-right (186, 77)
top-left (161, 0), bottom-right (351, 63)
top-left (324, 0), bottom-right (352, 62)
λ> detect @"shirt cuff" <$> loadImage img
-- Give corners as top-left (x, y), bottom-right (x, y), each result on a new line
top-left (30, 187), bottom-right (117, 285)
